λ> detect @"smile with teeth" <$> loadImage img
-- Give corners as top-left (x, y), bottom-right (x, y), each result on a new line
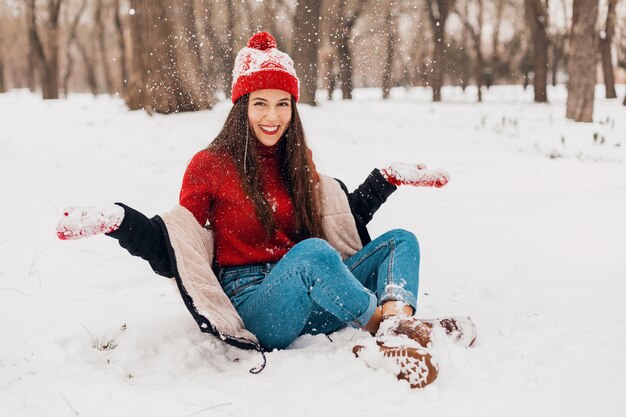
top-left (259, 125), bottom-right (280, 135)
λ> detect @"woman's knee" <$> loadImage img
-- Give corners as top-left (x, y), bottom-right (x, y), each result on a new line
top-left (292, 238), bottom-right (340, 263)
top-left (383, 229), bottom-right (420, 251)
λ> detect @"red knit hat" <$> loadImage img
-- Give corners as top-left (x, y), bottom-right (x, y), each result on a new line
top-left (231, 32), bottom-right (300, 103)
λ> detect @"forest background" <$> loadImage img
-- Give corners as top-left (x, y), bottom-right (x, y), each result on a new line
top-left (1, 0), bottom-right (626, 121)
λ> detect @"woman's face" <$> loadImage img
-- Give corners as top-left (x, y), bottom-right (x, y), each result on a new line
top-left (248, 89), bottom-right (292, 147)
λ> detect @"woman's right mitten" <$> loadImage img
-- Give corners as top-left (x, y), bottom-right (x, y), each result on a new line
top-left (56, 204), bottom-right (125, 240)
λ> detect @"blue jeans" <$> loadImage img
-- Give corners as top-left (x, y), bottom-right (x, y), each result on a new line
top-left (219, 229), bottom-right (420, 350)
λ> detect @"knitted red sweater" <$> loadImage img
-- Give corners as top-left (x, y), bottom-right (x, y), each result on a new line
top-left (179, 144), bottom-right (297, 267)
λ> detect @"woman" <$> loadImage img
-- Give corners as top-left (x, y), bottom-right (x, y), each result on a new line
top-left (57, 32), bottom-right (469, 388)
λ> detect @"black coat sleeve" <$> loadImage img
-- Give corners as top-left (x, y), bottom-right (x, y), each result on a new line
top-left (335, 169), bottom-right (397, 245)
top-left (347, 168), bottom-right (397, 225)
top-left (105, 203), bottom-right (174, 278)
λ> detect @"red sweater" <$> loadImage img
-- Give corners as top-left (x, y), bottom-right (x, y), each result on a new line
top-left (179, 144), bottom-right (297, 267)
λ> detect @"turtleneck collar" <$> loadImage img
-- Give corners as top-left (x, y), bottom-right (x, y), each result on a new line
top-left (255, 139), bottom-right (281, 158)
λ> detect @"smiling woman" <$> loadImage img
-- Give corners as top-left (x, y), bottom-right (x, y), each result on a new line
top-left (56, 31), bottom-right (461, 389)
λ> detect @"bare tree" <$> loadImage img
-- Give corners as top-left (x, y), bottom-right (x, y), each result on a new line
top-left (200, 2), bottom-right (229, 96)
top-left (332, 0), bottom-right (369, 100)
top-left (458, 0), bottom-right (471, 90)
top-left (455, 0), bottom-right (485, 102)
top-left (61, 0), bottom-right (87, 97)
top-left (550, 35), bottom-right (567, 86)
top-left (66, 1), bottom-right (99, 96)
top-left (425, 0), bottom-right (456, 102)
top-left (382, 0), bottom-right (398, 99)
top-left (617, 12), bottom-right (626, 105)
top-left (0, 19), bottom-right (5, 93)
top-left (75, 30), bottom-right (100, 95)
top-left (599, 0), bottom-right (618, 99)
top-left (178, 0), bottom-right (217, 108)
top-left (95, 0), bottom-right (115, 94)
top-left (224, 0), bottom-right (237, 96)
top-left (566, 0), bottom-right (599, 122)
top-left (525, 0), bottom-right (549, 102)
top-left (320, 0), bottom-right (339, 99)
top-left (490, 0), bottom-right (506, 83)
top-left (113, 0), bottom-right (127, 95)
top-left (26, 0), bottom-right (46, 93)
top-left (292, 0), bottom-right (322, 105)
top-left (26, 0), bottom-right (64, 99)
top-left (126, 0), bottom-right (213, 113)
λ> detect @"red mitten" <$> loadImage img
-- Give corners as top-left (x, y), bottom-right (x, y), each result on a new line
top-left (381, 163), bottom-right (450, 188)
top-left (56, 205), bottom-right (125, 240)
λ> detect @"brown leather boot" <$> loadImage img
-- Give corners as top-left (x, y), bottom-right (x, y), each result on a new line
top-left (352, 340), bottom-right (438, 389)
top-left (376, 315), bottom-right (433, 348)
top-left (419, 316), bottom-right (477, 348)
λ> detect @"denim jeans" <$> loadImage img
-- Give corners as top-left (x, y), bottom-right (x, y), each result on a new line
top-left (219, 229), bottom-right (420, 350)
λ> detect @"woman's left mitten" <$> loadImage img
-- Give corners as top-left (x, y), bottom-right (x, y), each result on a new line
top-left (56, 205), bottom-right (125, 240)
top-left (381, 163), bottom-right (450, 188)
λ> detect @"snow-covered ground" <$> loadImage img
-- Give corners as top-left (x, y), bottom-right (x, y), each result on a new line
top-left (1, 85), bottom-right (625, 416)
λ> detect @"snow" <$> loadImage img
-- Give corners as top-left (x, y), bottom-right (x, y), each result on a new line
top-left (1, 85), bottom-right (626, 416)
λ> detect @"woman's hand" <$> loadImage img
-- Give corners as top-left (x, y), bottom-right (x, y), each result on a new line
top-left (56, 204), bottom-right (125, 240)
top-left (380, 163), bottom-right (450, 188)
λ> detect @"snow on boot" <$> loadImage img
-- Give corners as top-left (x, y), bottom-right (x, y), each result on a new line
top-left (56, 205), bottom-right (125, 240)
top-left (352, 339), bottom-right (438, 389)
top-left (419, 316), bottom-right (477, 348)
top-left (376, 315), bottom-right (433, 348)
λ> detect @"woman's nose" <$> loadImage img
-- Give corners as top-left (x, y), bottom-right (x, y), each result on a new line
top-left (265, 106), bottom-right (279, 120)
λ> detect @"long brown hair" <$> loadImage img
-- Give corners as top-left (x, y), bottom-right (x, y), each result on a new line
top-left (207, 94), bottom-right (325, 241)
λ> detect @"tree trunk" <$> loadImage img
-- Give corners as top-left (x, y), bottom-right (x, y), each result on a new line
top-left (551, 0), bottom-right (570, 87)
top-left (177, 0), bottom-right (217, 109)
top-left (474, 0), bottom-right (484, 101)
top-left (335, 1), bottom-right (350, 99)
top-left (113, 0), bottom-right (128, 95)
top-left (26, 50), bottom-right (37, 92)
top-left (0, 25), bottom-right (5, 93)
top-left (425, 0), bottom-right (456, 102)
top-left (431, 27), bottom-right (445, 102)
top-left (490, 0), bottom-right (506, 85)
top-left (334, 0), bottom-right (368, 100)
top-left (459, 0), bottom-right (470, 91)
top-left (126, 0), bottom-right (209, 113)
top-left (328, 61), bottom-right (337, 100)
top-left (566, 0), bottom-right (599, 122)
top-left (201, 3), bottom-right (229, 96)
top-left (43, 0), bottom-right (63, 99)
top-left (551, 39), bottom-right (564, 86)
top-left (224, 0), bottom-right (237, 98)
top-left (26, 0), bottom-right (46, 95)
top-left (292, 0), bottom-right (322, 105)
top-left (76, 37), bottom-right (99, 95)
top-left (95, 0), bottom-right (115, 94)
top-left (382, 1), bottom-right (397, 100)
top-left (473, 41), bottom-right (484, 102)
top-left (599, 0), bottom-right (617, 99)
top-left (525, 0), bottom-right (549, 103)
top-left (126, 1), bottom-right (156, 111)
top-left (338, 31), bottom-right (353, 100)
top-left (62, 0), bottom-right (87, 97)
top-left (455, 0), bottom-right (484, 102)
